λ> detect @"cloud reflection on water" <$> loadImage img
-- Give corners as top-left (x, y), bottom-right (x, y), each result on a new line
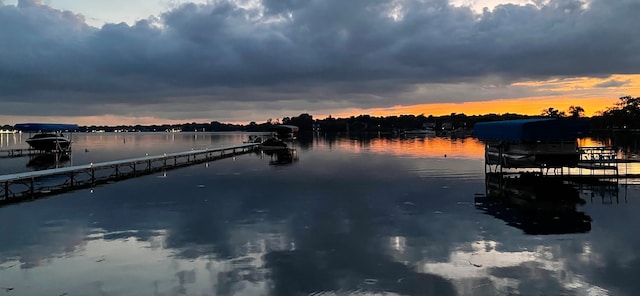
top-left (0, 134), bottom-right (639, 295)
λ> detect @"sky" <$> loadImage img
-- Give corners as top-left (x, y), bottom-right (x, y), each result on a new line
top-left (0, 0), bottom-right (639, 125)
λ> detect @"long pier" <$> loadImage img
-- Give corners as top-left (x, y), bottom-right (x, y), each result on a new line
top-left (0, 148), bottom-right (65, 158)
top-left (0, 143), bottom-right (260, 206)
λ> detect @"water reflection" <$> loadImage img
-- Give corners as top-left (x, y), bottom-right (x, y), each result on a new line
top-left (0, 134), bottom-right (639, 295)
top-left (0, 132), bottom-right (24, 149)
top-left (590, 132), bottom-right (640, 159)
top-left (476, 173), bottom-right (592, 235)
top-left (263, 148), bottom-right (299, 166)
top-left (318, 134), bottom-right (485, 159)
top-left (26, 153), bottom-right (71, 170)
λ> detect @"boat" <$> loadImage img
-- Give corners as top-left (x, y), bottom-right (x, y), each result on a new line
top-left (259, 125), bottom-right (299, 150)
top-left (25, 133), bottom-right (71, 151)
top-left (14, 123), bottom-right (78, 152)
top-left (260, 137), bottom-right (288, 150)
top-left (474, 119), bottom-right (589, 168)
top-left (269, 124), bottom-right (299, 140)
top-left (485, 141), bottom-right (580, 168)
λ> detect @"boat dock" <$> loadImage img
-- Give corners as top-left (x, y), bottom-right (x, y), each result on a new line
top-left (0, 148), bottom-right (69, 158)
top-left (484, 147), bottom-right (640, 180)
top-left (473, 119), bottom-right (640, 185)
top-left (0, 143), bottom-right (260, 206)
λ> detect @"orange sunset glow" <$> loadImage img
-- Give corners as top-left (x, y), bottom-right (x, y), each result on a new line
top-left (2, 1), bottom-right (639, 128)
top-left (3, 74), bottom-right (639, 126)
top-left (321, 74), bottom-right (640, 120)
top-left (337, 96), bottom-right (617, 119)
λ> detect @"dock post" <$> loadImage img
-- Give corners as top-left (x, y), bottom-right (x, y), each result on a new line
top-left (3, 181), bottom-right (8, 200)
top-left (90, 163), bottom-right (95, 185)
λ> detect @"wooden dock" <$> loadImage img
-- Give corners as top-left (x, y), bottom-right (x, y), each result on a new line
top-left (0, 148), bottom-right (66, 158)
top-left (0, 143), bottom-right (260, 206)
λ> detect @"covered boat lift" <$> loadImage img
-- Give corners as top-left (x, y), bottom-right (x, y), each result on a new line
top-left (268, 124), bottom-right (299, 140)
top-left (474, 118), bottom-right (593, 172)
top-left (473, 119), bottom-right (629, 228)
top-left (473, 118), bottom-right (632, 189)
top-left (13, 123), bottom-right (79, 133)
top-left (12, 123), bottom-right (78, 153)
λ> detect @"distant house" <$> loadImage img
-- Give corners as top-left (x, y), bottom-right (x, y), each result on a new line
top-left (423, 122), bottom-right (436, 129)
top-left (441, 122), bottom-right (453, 131)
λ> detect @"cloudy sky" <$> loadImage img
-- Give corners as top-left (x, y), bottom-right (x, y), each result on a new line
top-left (0, 0), bottom-right (638, 125)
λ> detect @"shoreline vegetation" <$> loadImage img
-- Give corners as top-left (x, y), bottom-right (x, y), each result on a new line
top-left (2, 96), bottom-right (639, 134)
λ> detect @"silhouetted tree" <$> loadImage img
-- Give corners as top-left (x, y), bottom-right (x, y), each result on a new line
top-left (541, 107), bottom-right (566, 118)
top-left (600, 95), bottom-right (640, 129)
top-left (612, 96), bottom-right (640, 116)
top-left (282, 113), bottom-right (314, 131)
top-left (568, 106), bottom-right (585, 118)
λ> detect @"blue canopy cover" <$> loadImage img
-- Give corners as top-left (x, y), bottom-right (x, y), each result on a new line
top-left (13, 123), bottom-right (79, 132)
top-left (473, 118), bottom-right (589, 142)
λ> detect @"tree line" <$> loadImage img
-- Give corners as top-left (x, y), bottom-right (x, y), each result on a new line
top-left (2, 95), bottom-right (638, 133)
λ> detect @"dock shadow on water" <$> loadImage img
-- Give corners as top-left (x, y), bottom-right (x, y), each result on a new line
top-left (0, 132), bottom-right (639, 295)
top-left (26, 152), bottom-right (71, 171)
top-left (261, 148), bottom-right (299, 166)
top-left (476, 173), bottom-right (592, 235)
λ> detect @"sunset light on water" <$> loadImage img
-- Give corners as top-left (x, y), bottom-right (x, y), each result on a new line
top-left (1, 0), bottom-right (640, 294)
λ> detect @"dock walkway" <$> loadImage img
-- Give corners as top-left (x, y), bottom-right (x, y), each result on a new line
top-left (0, 143), bottom-right (260, 205)
top-left (0, 148), bottom-right (65, 158)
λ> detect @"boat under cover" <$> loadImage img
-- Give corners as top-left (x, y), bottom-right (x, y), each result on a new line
top-left (260, 137), bottom-right (288, 150)
top-left (25, 133), bottom-right (71, 151)
top-left (14, 123), bottom-right (78, 152)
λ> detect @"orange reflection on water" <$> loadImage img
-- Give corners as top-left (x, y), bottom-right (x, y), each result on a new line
top-left (328, 136), bottom-right (486, 160)
top-left (577, 137), bottom-right (608, 148)
top-left (328, 136), bottom-right (626, 162)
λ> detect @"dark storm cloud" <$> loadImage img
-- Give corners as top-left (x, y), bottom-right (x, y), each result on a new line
top-left (0, 0), bottom-right (638, 118)
top-left (595, 78), bottom-right (632, 88)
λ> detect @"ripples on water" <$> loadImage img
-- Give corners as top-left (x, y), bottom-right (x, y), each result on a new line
top-left (0, 132), bottom-right (639, 295)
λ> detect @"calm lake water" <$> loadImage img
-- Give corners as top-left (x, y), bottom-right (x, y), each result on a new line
top-left (1, 132), bottom-right (639, 295)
